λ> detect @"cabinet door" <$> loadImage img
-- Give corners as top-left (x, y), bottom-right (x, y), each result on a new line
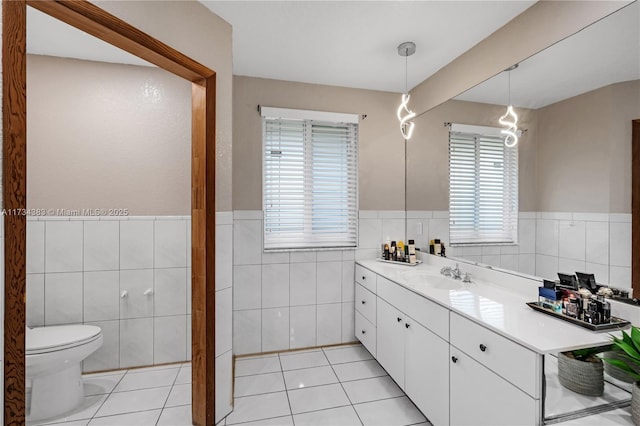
top-left (405, 320), bottom-right (449, 426)
top-left (450, 349), bottom-right (538, 426)
top-left (376, 297), bottom-right (405, 387)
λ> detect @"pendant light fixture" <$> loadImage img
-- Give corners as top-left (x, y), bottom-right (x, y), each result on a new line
top-left (397, 41), bottom-right (416, 140)
top-left (499, 64), bottom-right (519, 147)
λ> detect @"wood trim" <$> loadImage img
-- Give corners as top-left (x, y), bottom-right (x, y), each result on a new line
top-left (191, 76), bottom-right (217, 426)
top-left (27, 0), bottom-right (214, 83)
top-left (3, 2), bottom-right (27, 424)
top-left (633, 119), bottom-right (640, 299)
top-left (3, 2), bottom-right (218, 425)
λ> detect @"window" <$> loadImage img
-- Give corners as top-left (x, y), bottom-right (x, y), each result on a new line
top-left (261, 107), bottom-right (358, 250)
top-left (449, 124), bottom-right (518, 245)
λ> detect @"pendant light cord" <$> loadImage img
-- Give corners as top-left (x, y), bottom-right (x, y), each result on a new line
top-left (508, 69), bottom-right (512, 105)
top-left (405, 49), bottom-right (409, 94)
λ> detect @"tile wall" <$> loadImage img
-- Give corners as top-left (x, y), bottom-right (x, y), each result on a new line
top-left (386, 210), bottom-right (631, 290)
top-left (26, 215), bottom-right (192, 372)
top-left (233, 211), bottom-right (357, 356)
top-left (215, 212), bottom-right (233, 420)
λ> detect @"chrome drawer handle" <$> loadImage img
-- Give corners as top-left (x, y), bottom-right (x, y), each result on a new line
top-left (361, 300), bottom-right (366, 304)
top-left (405, 323), bottom-right (410, 329)
top-left (397, 317), bottom-right (402, 322)
top-left (479, 344), bottom-right (487, 352)
top-left (361, 330), bottom-right (366, 335)
top-left (451, 356), bottom-right (458, 363)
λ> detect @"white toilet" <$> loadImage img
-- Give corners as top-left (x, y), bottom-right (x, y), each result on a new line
top-left (26, 324), bottom-right (103, 421)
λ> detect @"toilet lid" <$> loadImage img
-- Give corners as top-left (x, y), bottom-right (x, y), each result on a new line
top-left (26, 325), bottom-right (102, 353)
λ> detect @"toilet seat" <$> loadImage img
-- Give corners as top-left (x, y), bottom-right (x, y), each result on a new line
top-left (27, 325), bottom-right (102, 355)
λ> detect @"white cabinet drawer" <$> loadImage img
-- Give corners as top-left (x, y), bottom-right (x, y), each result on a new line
top-left (355, 310), bottom-right (376, 357)
top-left (355, 283), bottom-right (376, 324)
top-left (355, 264), bottom-right (376, 293)
top-left (377, 276), bottom-right (449, 341)
top-left (450, 312), bottom-right (540, 398)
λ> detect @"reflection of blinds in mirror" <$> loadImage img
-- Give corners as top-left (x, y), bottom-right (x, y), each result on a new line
top-left (263, 115), bottom-right (358, 250)
top-left (449, 128), bottom-right (518, 245)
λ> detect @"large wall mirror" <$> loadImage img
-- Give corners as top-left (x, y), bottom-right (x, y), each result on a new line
top-left (405, 2), bottom-right (640, 291)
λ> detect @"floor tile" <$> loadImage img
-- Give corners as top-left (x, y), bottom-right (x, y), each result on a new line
top-left (293, 405), bottom-right (362, 426)
top-left (225, 392), bottom-right (291, 425)
top-left (157, 405), bottom-right (192, 426)
top-left (234, 372), bottom-right (285, 397)
top-left (166, 383), bottom-right (191, 407)
top-left (39, 421), bottom-right (89, 426)
top-left (175, 365), bottom-right (192, 385)
top-left (94, 386), bottom-right (171, 417)
top-left (279, 351), bottom-right (328, 371)
top-left (341, 376), bottom-right (403, 404)
top-left (88, 409), bottom-right (161, 425)
top-left (232, 416), bottom-right (294, 426)
top-left (333, 360), bottom-right (387, 382)
top-left (83, 373), bottom-right (124, 396)
top-left (113, 368), bottom-right (179, 392)
top-left (354, 396), bottom-right (426, 426)
top-left (283, 365), bottom-right (338, 390)
top-left (30, 394), bottom-right (108, 425)
top-left (235, 356), bottom-right (282, 377)
top-left (287, 383), bottom-right (350, 414)
top-left (324, 346), bottom-right (372, 365)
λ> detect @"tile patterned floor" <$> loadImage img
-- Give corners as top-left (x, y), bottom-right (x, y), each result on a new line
top-left (222, 344), bottom-right (429, 426)
top-left (28, 363), bottom-right (192, 426)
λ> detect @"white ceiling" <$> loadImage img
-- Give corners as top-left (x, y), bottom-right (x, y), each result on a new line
top-left (27, 7), bottom-right (153, 68)
top-left (200, 1), bottom-right (534, 93)
top-left (455, 1), bottom-right (640, 109)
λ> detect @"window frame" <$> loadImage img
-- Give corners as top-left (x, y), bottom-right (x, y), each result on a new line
top-left (448, 124), bottom-right (519, 246)
top-left (261, 107), bottom-right (359, 251)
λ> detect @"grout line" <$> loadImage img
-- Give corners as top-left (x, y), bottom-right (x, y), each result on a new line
top-left (321, 347), bottom-right (364, 426)
top-left (86, 367), bottom-right (128, 421)
top-left (277, 353), bottom-right (295, 423)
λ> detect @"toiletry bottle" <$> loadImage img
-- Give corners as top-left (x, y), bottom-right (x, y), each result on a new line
top-left (434, 239), bottom-right (441, 256)
top-left (384, 243), bottom-right (390, 260)
top-left (440, 243), bottom-right (446, 257)
top-left (429, 240), bottom-right (435, 254)
top-left (408, 240), bottom-right (416, 264)
top-left (390, 241), bottom-right (397, 261)
top-left (397, 241), bottom-right (405, 262)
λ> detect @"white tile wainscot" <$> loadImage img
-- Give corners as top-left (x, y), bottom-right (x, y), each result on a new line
top-left (233, 210), bottom-right (356, 355)
top-left (26, 215), bottom-right (193, 372)
top-left (354, 254), bottom-right (632, 425)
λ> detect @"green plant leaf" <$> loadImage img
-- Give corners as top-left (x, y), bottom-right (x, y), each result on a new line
top-left (611, 339), bottom-right (640, 363)
top-left (602, 357), bottom-right (640, 382)
top-left (630, 327), bottom-right (640, 353)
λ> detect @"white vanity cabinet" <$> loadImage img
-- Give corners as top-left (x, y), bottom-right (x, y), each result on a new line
top-left (375, 284), bottom-right (450, 425)
top-left (449, 348), bottom-right (538, 426)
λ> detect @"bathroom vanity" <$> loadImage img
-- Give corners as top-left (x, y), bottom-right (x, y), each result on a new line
top-left (354, 255), bottom-right (625, 426)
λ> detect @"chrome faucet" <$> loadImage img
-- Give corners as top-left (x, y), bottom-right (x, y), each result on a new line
top-left (451, 264), bottom-right (462, 280)
top-left (440, 266), bottom-right (452, 277)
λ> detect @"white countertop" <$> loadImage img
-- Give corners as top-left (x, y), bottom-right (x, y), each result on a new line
top-left (357, 258), bottom-right (623, 354)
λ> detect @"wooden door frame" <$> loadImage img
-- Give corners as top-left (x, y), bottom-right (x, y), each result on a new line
top-left (3, 1), bottom-right (217, 425)
top-left (633, 119), bottom-right (639, 299)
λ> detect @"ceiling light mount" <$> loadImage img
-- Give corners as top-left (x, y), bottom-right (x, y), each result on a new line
top-left (397, 42), bottom-right (416, 140)
top-left (397, 41), bottom-right (416, 57)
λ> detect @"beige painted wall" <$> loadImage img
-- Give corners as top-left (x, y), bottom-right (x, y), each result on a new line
top-left (410, 1), bottom-right (631, 115)
top-left (27, 55), bottom-right (191, 215)
top-left (537, 80), bottom-right (639, 213)
top-left (406, 99), bottom-right (538, 211)
top-left (95, 0), bottom-right (233, 212)
top-left (233, 75), bottom-right (405, 211)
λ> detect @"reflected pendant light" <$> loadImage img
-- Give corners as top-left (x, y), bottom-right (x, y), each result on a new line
top-left (397, 42), bottom-right (416, 140)
top-left (499, 64), bottom-right (519, 147)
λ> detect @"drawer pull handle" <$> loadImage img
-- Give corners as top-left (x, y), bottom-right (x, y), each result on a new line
top-left (405, 323), bottom-right (410, 329)
top-left (362, 276), bottom-right (366, 280)
top-left (397, 317), bottom-right (402, 322)
top-left (361, 300), bottom-right (366, 304)
top-left (479, 344), bottom-right (487, 352)
top-left (451, 356), bottom-right (458, 363)
top-left (361, 330), bottom-right (366, 335)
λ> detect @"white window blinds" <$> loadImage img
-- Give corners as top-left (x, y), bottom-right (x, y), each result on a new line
top-left (262, 108), bottom-right (358, 250)
top-left (449, 127), bottom-right (518, 245)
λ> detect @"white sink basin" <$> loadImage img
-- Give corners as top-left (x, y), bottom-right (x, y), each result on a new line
top-left (400, 272), bottom-right (467, 289)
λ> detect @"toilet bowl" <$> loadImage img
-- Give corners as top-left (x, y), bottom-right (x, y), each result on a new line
top-left (26, 325), bottom-right (103, 421)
